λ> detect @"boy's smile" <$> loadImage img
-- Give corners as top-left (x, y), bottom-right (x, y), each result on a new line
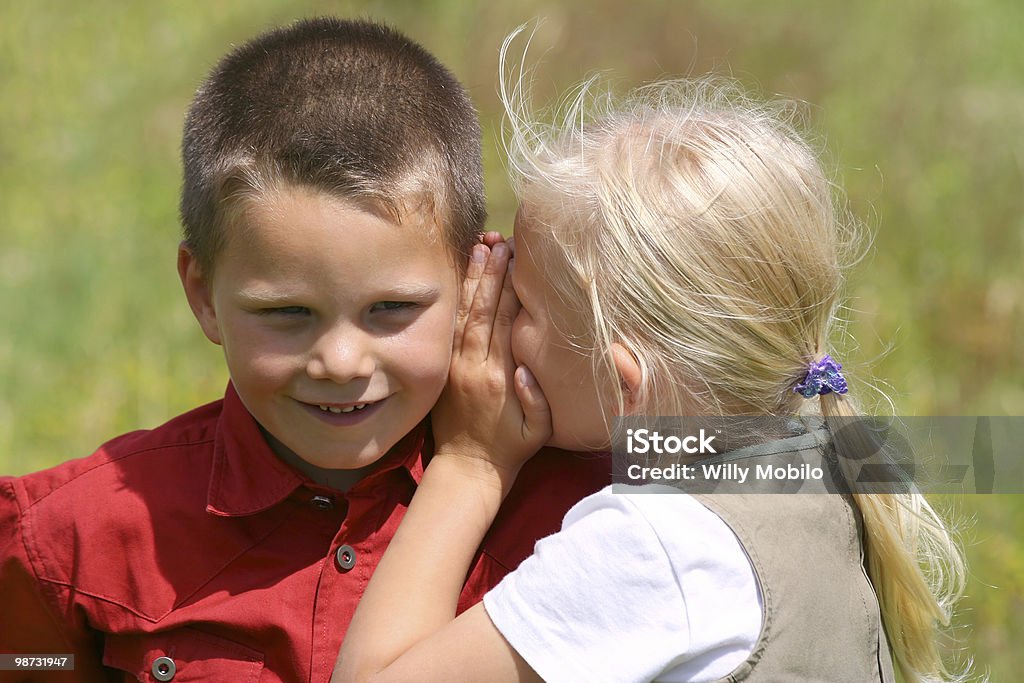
top-left (180, 183), bottom-right (460, 477)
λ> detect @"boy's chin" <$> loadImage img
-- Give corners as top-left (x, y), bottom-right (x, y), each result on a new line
top-left (263, 430), bottom-right (392, 486)
top-left (283, 447), bottom-right (391, 491)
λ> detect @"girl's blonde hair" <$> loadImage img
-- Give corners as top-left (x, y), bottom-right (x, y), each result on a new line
top-left (501, 32), bottom-right (967, 683)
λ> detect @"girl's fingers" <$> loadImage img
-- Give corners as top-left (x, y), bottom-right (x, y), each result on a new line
top-left (514, 366), bottom-right (552, 445)
top-left (453, 244), bottom-right (488, 356)
top-left (462, 242), bottom-right (511, 363)
top-left (488, 262), bottom-right (520, 363)
top-left (481, 231), bottom-right (505, 249)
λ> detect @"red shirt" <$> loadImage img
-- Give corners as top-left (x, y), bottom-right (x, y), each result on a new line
top-left (0, 384), bottom-right (609, 682)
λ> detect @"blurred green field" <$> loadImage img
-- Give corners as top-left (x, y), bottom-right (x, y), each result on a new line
top-left (2, 1), bottom-right (1021, 678)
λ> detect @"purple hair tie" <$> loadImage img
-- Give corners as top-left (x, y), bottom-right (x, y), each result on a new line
top-left (794, 355), bottom-right (848, 398)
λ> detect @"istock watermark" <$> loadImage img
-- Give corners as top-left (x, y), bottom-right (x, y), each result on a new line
top-left (611, 416), bottom-right (1024, 495)
top-left (625, 428), bottom-right (718, 455)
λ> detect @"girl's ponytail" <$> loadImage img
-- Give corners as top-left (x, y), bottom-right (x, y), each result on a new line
top-left (820, 390), bottom-right (968, 683)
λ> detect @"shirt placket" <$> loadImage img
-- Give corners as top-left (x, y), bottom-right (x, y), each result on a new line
top-left (307, 473), bottom-right (415, 680)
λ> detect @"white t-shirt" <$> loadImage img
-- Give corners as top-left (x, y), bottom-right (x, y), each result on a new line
top-left (482, 485), bottom-right (762, 683)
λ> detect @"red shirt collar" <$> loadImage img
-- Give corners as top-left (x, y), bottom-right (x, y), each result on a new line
top-left (206, 383), bottom-right (427, 516)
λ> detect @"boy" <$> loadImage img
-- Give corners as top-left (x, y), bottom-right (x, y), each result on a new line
top-left (0, 18), bottom-right (608, 682)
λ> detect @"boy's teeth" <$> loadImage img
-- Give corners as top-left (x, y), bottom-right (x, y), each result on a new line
top-left (317, 403), bottom-right (369, 414)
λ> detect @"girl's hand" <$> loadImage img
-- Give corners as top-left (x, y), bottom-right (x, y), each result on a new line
top-left (431, 240), bottom-right (551, 486)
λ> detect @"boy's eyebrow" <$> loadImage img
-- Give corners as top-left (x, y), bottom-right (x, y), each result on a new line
top-left (236, 284), bottom-right (443, 303)
top-left (236, 289), bottom-right (301, 305)
top-left (375, 283), bottom-right (442, 299)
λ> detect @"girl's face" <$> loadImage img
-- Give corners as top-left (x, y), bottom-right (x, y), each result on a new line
top-left (510, 208), bottom-right (614, 451)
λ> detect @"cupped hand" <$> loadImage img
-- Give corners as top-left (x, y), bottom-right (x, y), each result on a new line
top-left (431, 241), bottom-right (551, 483)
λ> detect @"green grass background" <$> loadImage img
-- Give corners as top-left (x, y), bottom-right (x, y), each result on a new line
top-left (2, 1), bottom-right (1021, 678)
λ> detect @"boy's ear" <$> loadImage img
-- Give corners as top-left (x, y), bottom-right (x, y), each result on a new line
top-left (611, 342), bottom-right (643, 415)
top-left (177, 242), bottom-right (222, 345)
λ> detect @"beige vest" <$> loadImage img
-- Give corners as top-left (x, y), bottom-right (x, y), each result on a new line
top-left (689, 431), bottom-right (897, 682)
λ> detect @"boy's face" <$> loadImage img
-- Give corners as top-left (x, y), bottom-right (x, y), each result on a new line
top-left (180, 184), bottom-right (459, 471)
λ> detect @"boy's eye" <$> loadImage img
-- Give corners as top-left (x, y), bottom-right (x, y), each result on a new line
top-left (259, 306), bottom-right (310, 316)
top-left (370, 301), bottom-right (418, 313)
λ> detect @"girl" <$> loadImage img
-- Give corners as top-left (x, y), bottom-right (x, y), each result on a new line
top-left (332, 57), bottom-right (967, 683)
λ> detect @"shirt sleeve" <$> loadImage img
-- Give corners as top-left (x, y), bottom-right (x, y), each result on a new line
top-left (482, 487), bottom-right (760, 683)
top-left (0, 478), bottom-right (106, 681)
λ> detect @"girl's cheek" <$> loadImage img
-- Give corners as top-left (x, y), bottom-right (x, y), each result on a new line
top-left (510, 314), bottom-right (528, 367)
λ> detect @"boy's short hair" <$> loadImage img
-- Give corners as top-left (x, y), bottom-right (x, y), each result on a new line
top-left (180, 17), bottom-right (485, 275)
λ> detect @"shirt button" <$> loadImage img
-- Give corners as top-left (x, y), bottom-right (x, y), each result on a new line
top-left (152, 656), bottom-right (176, 681)
top-left (335, 544), bottom-right (357, 572)
top-left (310, 495), bottom-right (334, 511)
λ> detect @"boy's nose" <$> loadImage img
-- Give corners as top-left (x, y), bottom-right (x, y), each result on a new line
top-left (306, 326), bottom-right (376, 383)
